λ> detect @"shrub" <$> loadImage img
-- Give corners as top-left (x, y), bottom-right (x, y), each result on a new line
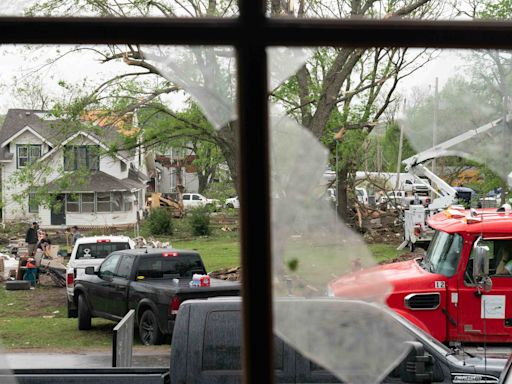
top-left (147, 208), bottom-right (174, 236)
top-left (189, 207), bottom-right (211, 236)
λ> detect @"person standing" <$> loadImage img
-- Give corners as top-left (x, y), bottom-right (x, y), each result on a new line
top-left (71, 226), bottom-right (81, 246)
top-left (25, 222), bottom-right (38, 257)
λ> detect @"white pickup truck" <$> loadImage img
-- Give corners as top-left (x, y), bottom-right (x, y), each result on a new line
top-left (66, 235), bottom-right (134, 317)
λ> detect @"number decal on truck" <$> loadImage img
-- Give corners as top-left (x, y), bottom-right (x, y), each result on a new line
top-left (435, 281), bottom-right (445, 289)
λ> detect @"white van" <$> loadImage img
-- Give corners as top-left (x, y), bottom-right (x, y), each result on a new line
top-left (66, 235), bottom-right (134, 317)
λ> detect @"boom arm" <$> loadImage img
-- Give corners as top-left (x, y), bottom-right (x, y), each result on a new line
top-left (403, 114), bottom-right (512, 210)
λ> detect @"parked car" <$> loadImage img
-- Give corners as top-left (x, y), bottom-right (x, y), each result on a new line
top-left (73, 248), bottom-right (240, 344)
top-left (171, 297), bottom-right (506, 383)
top-left (378, 191), bottom-right (406, 208)
top-left (225, 195), bottom-right (240, 208)
top-left (66, 235), bottom-right (135, 317)
top-left (182, 193), bottom-right (220, 210)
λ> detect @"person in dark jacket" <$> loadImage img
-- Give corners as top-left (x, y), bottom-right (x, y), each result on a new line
top-left (25, 222), bottom-right (38, 256)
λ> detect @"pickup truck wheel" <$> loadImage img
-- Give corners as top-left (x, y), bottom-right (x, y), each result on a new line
top-left (408, 241), bottom-right (415, 252)
top-left (139, 310), bottom-right (163, 345)
top-left (78, 294), bottom-right (92, 330)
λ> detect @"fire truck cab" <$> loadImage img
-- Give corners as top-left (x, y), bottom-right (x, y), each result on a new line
top-left (331, 205), bottom-right (512, 345)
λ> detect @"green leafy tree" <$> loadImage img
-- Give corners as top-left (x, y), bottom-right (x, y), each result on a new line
top-left (24, 0), bottom-right (441, 223)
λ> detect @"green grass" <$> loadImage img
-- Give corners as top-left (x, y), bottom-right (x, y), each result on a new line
top-left (368, 243), bottom-right (407, 263)
top-left (0, 318), bottom-right (115, 349)
top-left (172, 232), bottom-right (240, 271)
top-left (0, 232), bottom-right (407, 350)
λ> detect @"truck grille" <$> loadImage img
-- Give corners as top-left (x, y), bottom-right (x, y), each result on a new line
top-left (404, 293), bottom-right (440, 310)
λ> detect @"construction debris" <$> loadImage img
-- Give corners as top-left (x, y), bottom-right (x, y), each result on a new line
top-left (209, 267), bottom-right (241, 281)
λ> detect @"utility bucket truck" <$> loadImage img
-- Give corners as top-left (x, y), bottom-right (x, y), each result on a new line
top-left (330, 204), bottom-right (512, 345)
top-left (399, 114), bottom-right (509, 251)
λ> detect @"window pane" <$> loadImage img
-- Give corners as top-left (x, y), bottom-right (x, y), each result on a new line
top-left (116, 255), bottom-right (135, 279)
top-left (81, 202), bottom-right (94, 213)
top-left (203, 311), bottom-right (241, 370)
top-left (77, 146), bottom-right (87, 169)
top-left (28, 193), bottom-right (38, 213)
top-left (64, 146), bottom-right (74, 171)
top-left (97, 192), bottom-right (111, 212)
top-left (81, 193), bottom-right (95, 213)
top-left (9, 2), bottom-right (238, 17)
top-left (112, 192), bottom-right (122, 211)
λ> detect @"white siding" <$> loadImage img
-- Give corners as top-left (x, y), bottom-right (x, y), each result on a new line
top-left (2, 130), bottom-right (135, 226)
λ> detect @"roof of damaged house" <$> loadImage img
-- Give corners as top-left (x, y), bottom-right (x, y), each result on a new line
top-left (47, 171), bottom-right (146, 193)
top-left (0, 109), bottom-right (137, 161)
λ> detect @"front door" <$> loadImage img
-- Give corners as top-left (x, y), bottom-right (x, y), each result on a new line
top-left (51, 194), bottom-right (66, 225)
top-left (458, 238), bottom-right (512, 342)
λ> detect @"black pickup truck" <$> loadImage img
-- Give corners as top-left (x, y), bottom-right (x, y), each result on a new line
top-left (73, 248), bottom-right (240, 345)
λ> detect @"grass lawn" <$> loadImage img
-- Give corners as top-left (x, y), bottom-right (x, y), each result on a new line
top-left (0, 228), bottom-right (408, 350)
top-left (368, 243), bottom-right (409, 263)
top-left (170, 231), bottom-right (405, 272)
top-left (172, 232), bottom-right (240, 271)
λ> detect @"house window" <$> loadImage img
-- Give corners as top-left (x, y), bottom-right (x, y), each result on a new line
top-left (66, 194), bottom-right (79, 212)
top-left (64, 145), bottom-right (100, 171)
top-left (112, 192), bottom-right (123, 211)
top-left (28, 193), bottom-right (38, 214)
top-left (97, 192), bottom-right (111, 212)
top-left (123, 192), bottom-right (133, 211)
top-left (81, 193), bottom-right (95, 212)
top-left (121, 161), bottom-right (127, 172)
top-left (17, 145), bottom-right (41, 168)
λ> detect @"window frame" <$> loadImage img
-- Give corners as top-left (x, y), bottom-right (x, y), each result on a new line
top-left (28, 192), bottom-right (38, 214)
top-left (3, 10), bottom-right (512, 384)
top-left (16, 144), bottom-right (41, 168)
top-left (64, 145), bottom-right (100, 171)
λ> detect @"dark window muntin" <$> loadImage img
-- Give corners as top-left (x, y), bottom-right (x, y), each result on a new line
top-left (4, 11), bottom-right (511, 384)
top-left (64, 145), bottom-right (100, 171)
top-left (16, 144), bottom-right (41, 168)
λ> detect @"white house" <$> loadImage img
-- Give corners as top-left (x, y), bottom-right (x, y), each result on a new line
top-left (154, 151), bottom-right (199, 194)
top-left (0, 109), bottom-right (147, 228)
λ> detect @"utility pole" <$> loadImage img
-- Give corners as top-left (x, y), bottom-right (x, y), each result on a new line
top-left (432, 77), bottom-right (439, 175)
top-left (395, 99), bottom-right (406, 191)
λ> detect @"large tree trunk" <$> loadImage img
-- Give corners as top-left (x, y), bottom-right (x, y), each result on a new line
top-left (217, 121), bottom-right (239, 194)
top-left (197, 172), bottom-right (209, 194)
top-left (337, 165), bottom-right (350, 221)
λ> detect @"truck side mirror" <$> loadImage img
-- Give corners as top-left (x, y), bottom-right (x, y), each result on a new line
top-left (399, 341), bottom-right (433, 383)
top-left (85, 266), bottom-right (95, 275)
top-left (473, 243), bottom-right (490, 280)
top-left (473, 239), bottom-right (492, 293)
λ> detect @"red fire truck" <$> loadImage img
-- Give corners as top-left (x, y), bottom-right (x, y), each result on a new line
top-left (330, 205), bottom-right (512, 344)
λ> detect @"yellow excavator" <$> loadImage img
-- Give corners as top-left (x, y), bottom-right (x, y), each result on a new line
top-left (147, 192), bottom-right (185, 218)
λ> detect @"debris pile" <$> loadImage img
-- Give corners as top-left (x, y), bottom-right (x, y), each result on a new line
top-left (209, 266), bottom-right (241, 281)
top-left (351, 208), bottom-right (403, 245)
